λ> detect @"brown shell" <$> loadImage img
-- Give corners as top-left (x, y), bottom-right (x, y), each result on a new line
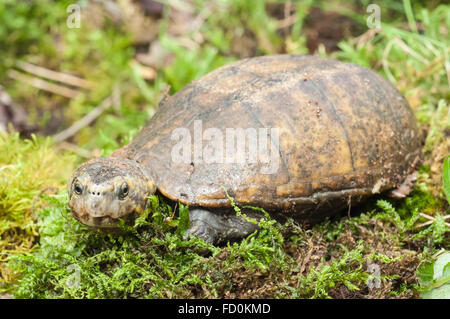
top-left (112, 55), bottom-right (422, 220)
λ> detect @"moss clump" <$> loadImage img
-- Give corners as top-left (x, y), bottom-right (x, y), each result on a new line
top-left (9, 193), bottom-right (291, 298)
top-left (0, 132), bottom-right (74, 288)
top-left (6, 191), bottom-right (435, 299)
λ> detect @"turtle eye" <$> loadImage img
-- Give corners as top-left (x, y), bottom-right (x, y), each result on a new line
top-left (119, 182), bottom-right (129, 199)
top-left (73, 181), bottom-right (83, 195)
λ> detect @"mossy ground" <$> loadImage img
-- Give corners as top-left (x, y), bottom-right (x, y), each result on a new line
top-left (0, 0), bottom-right (449, 298)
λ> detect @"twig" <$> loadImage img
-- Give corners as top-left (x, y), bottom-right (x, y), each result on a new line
top-left (158, 85), bottom-right (171, 108)
top-left (16, 61), bottom-right (95, 89)
top-left (382, 39), bottom-right (396, 83)
top-left (393, 37), bottom-right (429, 64)
top-left (297, 240), bottom-right (313, 280)
top-left (133, 60), bottom-right (157, 80)
top-left (31, 187), bottom-right (59, 214)
top-left (415, 213), bottom-right (450, 228)
top-left (444, 49), bottom-right (450, 86)
top-left (162, 0), bottom-right (194, 13)
top-left (415, 49), bottom-right (450, 79)
top-left (8, 69), bottom-right (80, 99)
top-left (93, 0), bottom-right (123, 22)
top-left (419, 213), bottom-right (450, 221)
top-left (177, 37), bottom-right (200, 50)
top-left (52, 96), bottom-right (112, 143)
top-left (353, 27), bottom-right (381, 48)
top-left (347, 195), bottom-right (352, 218)
top-left (112, 83), bottom-right (121, 111)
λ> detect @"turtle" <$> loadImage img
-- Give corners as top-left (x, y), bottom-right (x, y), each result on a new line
top-left (68, 54), bottom-right (422, 244)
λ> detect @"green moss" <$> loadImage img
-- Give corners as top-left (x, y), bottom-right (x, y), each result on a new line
top-left (5, 187), bottom-right (431, 298)
top-left (7, 192), bottom-right (290, 298)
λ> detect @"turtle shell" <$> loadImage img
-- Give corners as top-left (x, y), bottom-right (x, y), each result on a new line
top-left (112, 55), bottom-right (422, 220)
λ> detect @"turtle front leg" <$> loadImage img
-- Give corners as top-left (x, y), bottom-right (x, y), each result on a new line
top-left (184, 209), bottom-right (260, 245)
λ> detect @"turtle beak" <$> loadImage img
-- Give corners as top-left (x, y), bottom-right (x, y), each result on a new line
top-left (71, 211), bottom-right (133, 229)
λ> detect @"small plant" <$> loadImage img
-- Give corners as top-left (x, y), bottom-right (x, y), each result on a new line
top-left (415, 156), bottom-right (450, 299)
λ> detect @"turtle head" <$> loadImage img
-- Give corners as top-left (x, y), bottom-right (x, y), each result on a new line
top-left (68, 157), bottom-right (156, 230)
